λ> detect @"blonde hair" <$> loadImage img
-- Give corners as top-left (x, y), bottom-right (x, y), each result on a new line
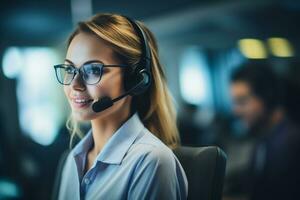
top-left (66, 13), bottom-right (180, 149)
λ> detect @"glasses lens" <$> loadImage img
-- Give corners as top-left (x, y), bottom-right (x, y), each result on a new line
top-left (82, 63), bottom-right (103, 84)
top-left (55, 65), bottom-right (75, 85)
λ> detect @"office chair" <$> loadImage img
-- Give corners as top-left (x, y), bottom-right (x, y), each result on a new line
top-left (173, 146), bottom-right (227, 200)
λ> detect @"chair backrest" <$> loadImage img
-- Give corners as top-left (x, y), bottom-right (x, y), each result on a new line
top-left (173, 146), bottom-right (227, 200)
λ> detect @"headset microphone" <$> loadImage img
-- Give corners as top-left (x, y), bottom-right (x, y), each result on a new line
top-left (92, 71), bottom-right (150, 113)
top-left (92, 97), bottom-right (114, 113)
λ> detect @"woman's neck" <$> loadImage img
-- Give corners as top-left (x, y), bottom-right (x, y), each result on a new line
top-left (90, 100), bottom-right (132, 157)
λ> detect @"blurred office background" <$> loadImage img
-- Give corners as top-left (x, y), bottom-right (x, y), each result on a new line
top-left (0, 0), bottom-right (299, 199)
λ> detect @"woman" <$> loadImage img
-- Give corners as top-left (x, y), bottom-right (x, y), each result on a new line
top-left (54, 13), bottom-right (188, 200)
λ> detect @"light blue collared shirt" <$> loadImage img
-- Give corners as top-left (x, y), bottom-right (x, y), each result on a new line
top-left (58, 113), bottom-right (188, 200)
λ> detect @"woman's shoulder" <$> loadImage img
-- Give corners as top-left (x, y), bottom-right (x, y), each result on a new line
top-left (125, 128), bottom-right (188, 199)
top-left (127, 127), bottom-right (177, 166)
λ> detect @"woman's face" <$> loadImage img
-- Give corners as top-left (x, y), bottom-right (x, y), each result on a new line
top-left (64, 32), bottom-right (129, 121)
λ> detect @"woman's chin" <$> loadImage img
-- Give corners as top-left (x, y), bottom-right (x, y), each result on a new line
top-left (72, 110), bottom-right (96, 121)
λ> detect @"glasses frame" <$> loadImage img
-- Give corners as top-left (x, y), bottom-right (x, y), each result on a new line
top-left (53, 63), bottom-right (128, 85)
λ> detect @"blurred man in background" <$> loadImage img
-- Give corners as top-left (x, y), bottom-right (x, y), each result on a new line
top-left (230, 61), bottom-right (300, 200)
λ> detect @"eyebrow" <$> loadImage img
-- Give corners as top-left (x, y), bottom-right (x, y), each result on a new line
top-left (64, 59), bottom-right (104, 65)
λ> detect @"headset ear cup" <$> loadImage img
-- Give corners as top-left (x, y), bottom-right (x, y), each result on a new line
top-left (132, 70), bottom-right (150, 95)
top-left (125, 68), bottom-right (150, 96)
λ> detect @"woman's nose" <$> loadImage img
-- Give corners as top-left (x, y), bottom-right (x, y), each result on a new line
top-left (71, 73), bottom-right (86, 91)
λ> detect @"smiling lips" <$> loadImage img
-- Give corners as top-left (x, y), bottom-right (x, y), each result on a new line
top-left (71, 97), bottom-right (93, 108)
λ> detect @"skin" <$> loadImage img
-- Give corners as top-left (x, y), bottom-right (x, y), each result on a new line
top-left (230, 81), bottom-right (266, 130)
top-left (64, 32), bottom-right (132, 172)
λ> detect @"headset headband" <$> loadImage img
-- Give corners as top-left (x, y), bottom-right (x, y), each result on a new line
top-left (123, 16), bottom-right (151, 73)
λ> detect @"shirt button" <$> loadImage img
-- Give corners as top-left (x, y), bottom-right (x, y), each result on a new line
top-left (84, 178), bottom-right (90, 185)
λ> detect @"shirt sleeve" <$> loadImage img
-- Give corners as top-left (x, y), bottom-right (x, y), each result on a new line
top-left (128, 148), bottom-right (188, 200)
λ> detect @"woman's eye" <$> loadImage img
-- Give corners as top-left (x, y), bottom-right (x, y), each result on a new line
top-left (86, 66), bottom-right (101, 75)
top-left (65, 67), bottom-right (74, 74)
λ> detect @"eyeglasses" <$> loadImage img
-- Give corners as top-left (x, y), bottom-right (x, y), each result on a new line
top-left (53, 63), bottom-right (127, 85)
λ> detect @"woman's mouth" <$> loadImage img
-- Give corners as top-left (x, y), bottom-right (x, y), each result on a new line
top-left (71, 97), bottom-right (93, 109)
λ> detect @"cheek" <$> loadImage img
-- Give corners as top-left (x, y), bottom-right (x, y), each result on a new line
top-left (253, 101), bottom-right (265, 116)
top-left (246, 100), bottom-right (264, 119)
top-left (63, 86), bottom-right (70, 99)
top-left (96, 71), bottom-right (124, 96)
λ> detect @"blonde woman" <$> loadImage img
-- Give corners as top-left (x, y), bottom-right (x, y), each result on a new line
top-left (54, 13), bottom-right (188, 200)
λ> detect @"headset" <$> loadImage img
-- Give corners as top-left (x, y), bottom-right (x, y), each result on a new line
top-left (92, 16), bottom-right (152, 113)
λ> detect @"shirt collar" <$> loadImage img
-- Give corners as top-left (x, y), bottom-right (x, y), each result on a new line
top-left (72, 130), bottom-right (93, 158)
top-left (72, 113), bottom-right (144, 165)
